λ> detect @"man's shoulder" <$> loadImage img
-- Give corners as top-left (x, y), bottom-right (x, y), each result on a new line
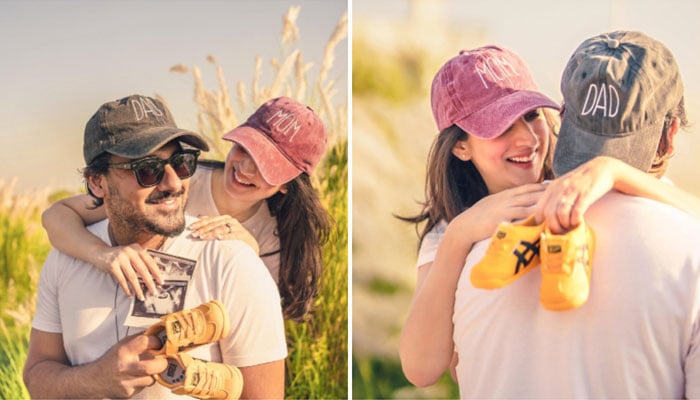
top-left (590, 192), bottom-right (700, 240)
top-left (200, 237), bottom-right (261, 259)
top-left (598, 192), bottom-right (698, 221)
top-left (86, 219), bottom-right (110, 238)
top-left (169, 230), bottom-right (266, 271)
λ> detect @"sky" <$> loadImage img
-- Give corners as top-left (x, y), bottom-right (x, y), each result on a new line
top-left (354, 0), bottom-right (700, 195)
top-left (0, 0), bottom-right (348, 192)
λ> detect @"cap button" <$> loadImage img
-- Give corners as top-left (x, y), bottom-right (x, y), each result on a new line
top-left (606, 39), bottom-right (620, 49)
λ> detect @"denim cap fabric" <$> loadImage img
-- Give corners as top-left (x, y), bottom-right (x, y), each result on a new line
top-left (83, 95), bottom-right (209, 165)
top-left (553, 31), bottom-right (684, 176)
top-left (430, 45), bottom-right (560, 138)
top-left (222, 96), bottom-right (327, 186)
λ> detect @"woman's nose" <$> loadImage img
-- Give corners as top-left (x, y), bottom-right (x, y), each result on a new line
top-left (512, 118), bottom-right (540, 147)
top-left (238, 154), bottom-right (258, 175)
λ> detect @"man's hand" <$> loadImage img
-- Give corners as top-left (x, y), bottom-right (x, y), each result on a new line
top-left (91, 333), bottom-right (168, 398)
top-left (24, 330), bottom-right (167, 399)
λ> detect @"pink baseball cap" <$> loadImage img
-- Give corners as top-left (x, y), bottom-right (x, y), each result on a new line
top-left (431, 46), bottom-right (560, 139)
top-left (222, 96), bottom-right (327, 186)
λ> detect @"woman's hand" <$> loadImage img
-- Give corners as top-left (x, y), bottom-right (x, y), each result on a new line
top-left (93, 244), bottom-right (161, 301)
top-left (188, 215), bottom-right (260, 254)
top-left (449, 183), bottom-right (547, 244)
top-left (535, 156), bottom-right (620, 234)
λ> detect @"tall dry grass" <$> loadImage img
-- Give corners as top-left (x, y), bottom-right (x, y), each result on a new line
top-left (166, 6), bottom-right (348, 398)
top-left (166, 7), bottom-right (348, 162)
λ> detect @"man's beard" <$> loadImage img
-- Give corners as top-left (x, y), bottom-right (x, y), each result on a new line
top-left (108, 185), bottom-right (187, 238)
top-left (144, 214), bottom-right (186, 237)
top-left (142, 188), bottom-right (187, 237)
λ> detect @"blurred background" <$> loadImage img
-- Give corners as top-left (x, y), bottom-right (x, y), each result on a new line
top-left (351, 0), bottom-right (700, 398)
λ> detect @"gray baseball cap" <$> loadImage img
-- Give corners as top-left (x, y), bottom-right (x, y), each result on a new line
top-left (553, 30), bottom-right (684, 176)
top-left (83, 94), bottom-right (209, 164)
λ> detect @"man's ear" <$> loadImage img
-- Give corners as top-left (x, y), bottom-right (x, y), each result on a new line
top-left (451, 140), bottom-right (472, 161)
top-left (86, 174), bottom-right (106, 199)
top-left (655, 117), bottom-right (680, 162)
top-left (663, 117), bottom-right (679, 157)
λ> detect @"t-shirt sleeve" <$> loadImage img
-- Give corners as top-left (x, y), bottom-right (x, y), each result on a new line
top-left (210, 243), bottom-right (288, 367)
top-left (416, 220), bottom-right (448, 268)
top-left (32, 250), bottom-right (63, 333)
top-left (684, 282), bottom-right (700, 397)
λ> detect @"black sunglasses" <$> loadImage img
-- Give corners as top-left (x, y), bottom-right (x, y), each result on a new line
top-left (108, 149), bottom-right (200, 187)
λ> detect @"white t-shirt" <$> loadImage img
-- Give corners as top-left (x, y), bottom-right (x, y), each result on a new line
top-left (416, 220), bottom-right (447, 268)
top-left (188, 165), bottom-right (281, 282)
top-left (453, 193), bottom-right (700, 398)
top-left (32, 216), bottom-right (287, 399)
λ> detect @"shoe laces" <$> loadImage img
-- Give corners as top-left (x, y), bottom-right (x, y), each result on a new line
top-left (171, 310), bottom-right (206, 343)
top-left (189, 361), bottom-right (226, 396)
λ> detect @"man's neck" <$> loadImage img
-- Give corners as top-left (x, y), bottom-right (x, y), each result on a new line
top-left (108, 223), bottom-right (166, 250)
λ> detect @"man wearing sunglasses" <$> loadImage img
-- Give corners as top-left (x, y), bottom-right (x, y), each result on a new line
top-left (24, 95), bottom-right (287, 398)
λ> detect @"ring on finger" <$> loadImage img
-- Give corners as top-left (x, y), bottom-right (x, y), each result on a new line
top-left (225, 222), bottom-right (233, 234)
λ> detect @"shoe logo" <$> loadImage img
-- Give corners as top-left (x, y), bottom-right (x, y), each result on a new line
top-left (496, 231), bottom-right (506, 239)
top-left (577, 244), bottom-right (590, 268)
top-left (172, 321), bottom-right (181, 335)
top-left (192, 372), bottom-right (200, 386)
top-left (512, 238), bottom-right (540, 275)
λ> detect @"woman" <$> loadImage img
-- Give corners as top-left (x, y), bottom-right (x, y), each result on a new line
top-left (42, 96), bottom-right (332, 321)
top-left (399, 45), bottom-right (695, 386)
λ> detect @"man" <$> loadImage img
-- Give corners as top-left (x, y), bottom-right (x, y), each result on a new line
top-left (452, 31), bottom-right (700, 398)
top-left (23, 95), bottom-right (287, 398)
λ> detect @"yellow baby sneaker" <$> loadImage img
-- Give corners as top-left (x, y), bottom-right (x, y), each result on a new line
top-left (145, 300), bottom-right (230, 356)
top-left (539, 221), bottom-right (595, 311)
top-left (156, 352), bottom-right (243, 400)
top-left (471, 215), bottom-right (544, 289)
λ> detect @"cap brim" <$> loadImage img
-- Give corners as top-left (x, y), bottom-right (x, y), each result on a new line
top-left (107, 127), bottom-right (209, 159)
top-left (222, 126), bottom-right (301, 186)
top-left (455, 90), bottom-right (560, 139)
top-left (553, 114), bottom-right (662, 177)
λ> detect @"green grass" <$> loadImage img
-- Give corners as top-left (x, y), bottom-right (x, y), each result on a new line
top-left (352, 355), bottom-right (459, 399)
top-left (0, 320), bottom-right (30, 399)
top-left (0, 185), bottom-right (49, 400)
top-left (285, 138), bottom-right (348, 398)
top-left (352, 38), bottom-right (427, 103)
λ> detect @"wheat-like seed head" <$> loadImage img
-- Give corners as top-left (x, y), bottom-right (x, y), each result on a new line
top-left (237, 81), bottom-right (247, 114)
top-left (169, 64), bottom-right (189, 74)
top-left (216, 65), bottom-right (236, 129)
top-left (318, 11), bottom-right (348, 87)
top-left (269, 49), bottom-right (299, 100)
top-left (252, 56), bottom-right (262, 107)
top-left (281, 5), bottom-right (301, 45)
top-left (168, 5), bottom-right (347, 162)
top-left (294, 52), bottom-right (306, 100)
